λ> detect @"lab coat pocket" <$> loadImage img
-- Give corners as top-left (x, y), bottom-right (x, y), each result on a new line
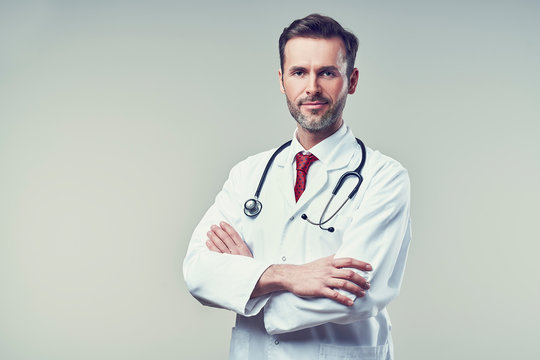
top-left (229, 327), bottom-right (250, 360)
top-left (319, 343), bottom-right (389, 360)
top-left (314, 215), bottom-right (353, 254)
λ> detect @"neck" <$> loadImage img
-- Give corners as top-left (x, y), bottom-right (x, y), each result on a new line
top-left (296, 118), bottom-right (343, 150)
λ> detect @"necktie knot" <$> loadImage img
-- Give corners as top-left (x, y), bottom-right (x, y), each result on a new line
top-left (295, 153), bottom-right (318, 173)
top-left (294, 152), bottom-right (318, 202)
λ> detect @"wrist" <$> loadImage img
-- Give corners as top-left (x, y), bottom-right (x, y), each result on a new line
top-left (251, 264), bottom-right (295, 297)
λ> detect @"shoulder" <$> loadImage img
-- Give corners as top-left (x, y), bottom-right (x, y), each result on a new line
top-left (345, 128), bottom-right (407, 184)
top-left (366, 149), bottom-right (408, 177)
top-left (363, 147), bottom-right (410, 199)
top-left (230, 147), bottom-right (278, 174)
top-left (225, 146), bottom-right (284, 188)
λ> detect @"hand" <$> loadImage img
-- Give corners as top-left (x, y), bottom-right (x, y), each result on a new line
top-left (206, 221), bottom-right (253, 258)
top-left (253, 255), bottom-right (372, 306)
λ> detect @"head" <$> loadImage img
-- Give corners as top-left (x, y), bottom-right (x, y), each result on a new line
top-left (279, 14), bottom-right (358, 79)
top-left (278, 14), bottom-right (359, 139)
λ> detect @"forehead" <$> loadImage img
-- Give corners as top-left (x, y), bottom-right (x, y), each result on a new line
top-left (283, 37), bottom-right (346, 69)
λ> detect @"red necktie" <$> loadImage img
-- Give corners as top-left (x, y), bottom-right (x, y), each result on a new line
top-left (294, 152), bottom-right (318, 202)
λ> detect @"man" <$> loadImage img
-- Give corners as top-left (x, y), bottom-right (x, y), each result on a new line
top-left (184, 14), bottom-right (411, 360)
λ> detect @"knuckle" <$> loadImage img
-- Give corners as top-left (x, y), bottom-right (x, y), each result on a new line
top-left (342, 258), bottom-right (353, 267)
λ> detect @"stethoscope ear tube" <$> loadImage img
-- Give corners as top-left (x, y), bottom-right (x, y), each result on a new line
top-left (301, 213), bottom-right (335, 232)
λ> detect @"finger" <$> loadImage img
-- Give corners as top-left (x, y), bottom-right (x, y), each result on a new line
top-left (326, 277), bottom-right (366, 297)
top-left (210, 225), bottom-right (239, 254)
top-left (220, 222), bottom-right (253, 257)
top-left (206, 239), bottom-right (221, 253)
top-left (333, 268), bottom-right (370, 290)
top-left (207, 230), bottom-right (230, 254)
top-left (219, 222), bottom-right (243, 247)
top-left (333, 257), bottom-right (372, 272)
top-left (321, 287), bottom-right (355, 306)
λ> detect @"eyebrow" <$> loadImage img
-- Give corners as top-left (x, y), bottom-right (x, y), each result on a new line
top-left (288, 66), bottom-right (307, 73)
top-left (287, 65), bottom-right (340, 74)
top-left (318, 66), bottom-right (340, 73)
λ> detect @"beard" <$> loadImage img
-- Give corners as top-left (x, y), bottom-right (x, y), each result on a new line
top-left (286, 93), bottom-right (347, 133)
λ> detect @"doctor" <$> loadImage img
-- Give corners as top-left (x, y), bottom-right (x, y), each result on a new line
top-left (183, 14), bottom-right (411, 360)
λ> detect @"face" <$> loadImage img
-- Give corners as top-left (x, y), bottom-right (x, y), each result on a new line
top-left (279, 37), bottom-right (358, 134)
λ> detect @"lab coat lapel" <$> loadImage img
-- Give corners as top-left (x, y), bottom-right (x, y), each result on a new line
top-left (296, 130), bottom-right (361, 210)
top-left (273, 145), bottom-right (327, 214)
top-left (273, 125), bottom-right (360, 216)
top-left (295, 163), bottom-right (328, 210)
top-left (274, 151), bottom-right (296, 211)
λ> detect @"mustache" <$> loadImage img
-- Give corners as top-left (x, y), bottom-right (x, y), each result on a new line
top-left (297, 96), bottom-right (331, 105)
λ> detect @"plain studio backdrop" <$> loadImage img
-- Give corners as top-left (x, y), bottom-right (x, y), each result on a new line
top-left (1, 1), bottom-right (539, 359)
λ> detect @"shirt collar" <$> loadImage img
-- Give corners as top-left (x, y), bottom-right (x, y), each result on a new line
top-left (285, 121), bottom-right (349, 168)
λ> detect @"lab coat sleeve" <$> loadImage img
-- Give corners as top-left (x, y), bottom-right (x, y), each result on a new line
top-left (263, 160), bottom-right (412, 334)
top-left (183, 158), bottom-right (273, 317)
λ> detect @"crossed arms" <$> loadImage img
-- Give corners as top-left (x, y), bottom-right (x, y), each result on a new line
top-left (206, 221), bottom-right (372, 307)
top-left (183, 154), bottom-right (411, 334)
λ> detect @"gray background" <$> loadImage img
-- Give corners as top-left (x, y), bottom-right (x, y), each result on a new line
top-left (1, 0), bottom-right (539, 359)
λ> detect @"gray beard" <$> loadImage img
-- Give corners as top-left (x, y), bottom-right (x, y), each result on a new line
top-left (286, 94), bottom-right (347, 133)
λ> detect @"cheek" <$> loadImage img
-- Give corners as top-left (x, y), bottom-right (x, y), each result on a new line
top-left (328, 81), bottom-right (347, 99)
top-left (284, 82), bottom-right (304, 100)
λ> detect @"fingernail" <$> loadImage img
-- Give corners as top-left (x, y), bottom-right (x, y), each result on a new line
top-left (365, 282), bottom-right (370, 289)
top-left (348, 299), bottom-right (354, 306)
top-left (365, 264), bottom-right (372, 270)
top-left (358, 291), bottom-right (365, 297)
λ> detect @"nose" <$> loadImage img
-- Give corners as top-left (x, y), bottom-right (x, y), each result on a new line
top-left (305, 74), bottom-right (321, 95)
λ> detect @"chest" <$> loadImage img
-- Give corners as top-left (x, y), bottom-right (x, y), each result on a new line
top-left (237, 164), bottom-right (361, 265)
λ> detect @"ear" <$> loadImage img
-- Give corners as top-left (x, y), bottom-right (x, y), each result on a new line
top-left (347, 68), bottom-right (359, 94)
top-left (278, 69), bottom-right (285, 94)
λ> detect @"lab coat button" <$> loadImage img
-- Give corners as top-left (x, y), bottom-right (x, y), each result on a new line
top-left (274, 339), bottom-right (279, 345)
top-left (281, 256), bottom-right (286, 262)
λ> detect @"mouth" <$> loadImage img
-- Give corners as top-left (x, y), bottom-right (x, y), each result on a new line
top-left (300, 100), bottom-right (329, 110)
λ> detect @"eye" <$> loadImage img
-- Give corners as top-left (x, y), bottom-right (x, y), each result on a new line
top-left (321, 71), bottom-right (336, 77)
top-left (292, 70), bottom-right (304, 76)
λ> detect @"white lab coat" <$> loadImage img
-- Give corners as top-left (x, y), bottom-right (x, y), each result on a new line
top-left (183, 124), bottom-right (411, 360)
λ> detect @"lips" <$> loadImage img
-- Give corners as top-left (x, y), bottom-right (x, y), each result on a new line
top-left (302, 101), bottom-right (327, 106)
top-left (299, 97), bottom-right (330, 110)
top-left (300, 100), bottom-right (329, 111)
top-left (299, 96), bottom-right (330, 107)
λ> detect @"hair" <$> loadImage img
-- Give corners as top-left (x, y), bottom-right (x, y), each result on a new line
top-left (279, 14), bottom-right (359, 77)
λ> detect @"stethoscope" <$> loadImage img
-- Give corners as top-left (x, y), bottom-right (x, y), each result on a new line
top-left (244, 138), bottom-right (366, 232)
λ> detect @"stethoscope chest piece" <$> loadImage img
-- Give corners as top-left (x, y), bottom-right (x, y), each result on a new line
top-left (244, 198), bottom-right (262, 217)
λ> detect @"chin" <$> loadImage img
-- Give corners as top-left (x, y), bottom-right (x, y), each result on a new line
top-left (298, 118), bottom-right (335, 133)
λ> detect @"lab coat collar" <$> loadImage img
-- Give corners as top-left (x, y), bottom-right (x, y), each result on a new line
top-left (276, 121), bottom-right (357, 172)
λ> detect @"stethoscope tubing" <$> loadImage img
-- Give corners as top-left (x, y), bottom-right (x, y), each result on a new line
top-left (253, 140), bottom-right (292, 199)
top-left (244, 138), bottom-right (367, 229)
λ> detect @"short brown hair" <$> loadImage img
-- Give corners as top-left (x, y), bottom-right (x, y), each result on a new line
top-left (279, 14), bottom-right (359, 76)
